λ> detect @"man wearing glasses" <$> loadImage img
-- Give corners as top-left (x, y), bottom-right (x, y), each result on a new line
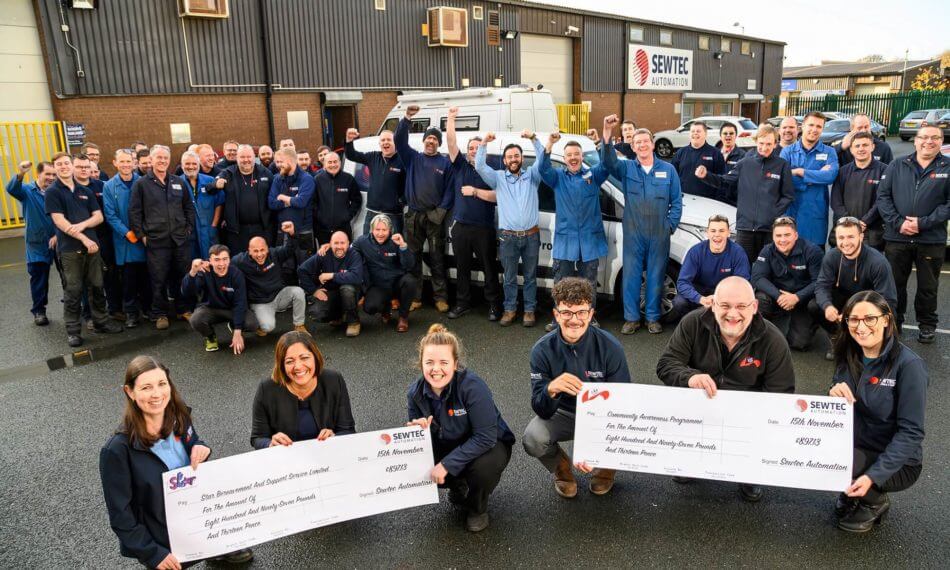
top-left (811, 217), bottom-right (897, 359)
top-left (877, 125), bottom-right (949, 344)
top-left (523, 278), bottom-right (631, 499)
top-left (657, 275), bottom-right (795, 502)
top-left (751, 216), bottom-right (823, 351)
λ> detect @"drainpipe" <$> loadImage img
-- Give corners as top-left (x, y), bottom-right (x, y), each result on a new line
top-left (258, 0), bottom-right (276, 146)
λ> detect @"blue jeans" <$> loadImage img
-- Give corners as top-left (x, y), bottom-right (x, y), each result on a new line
top-left (552, 258), bottom-right (599, 308)
top-left (498, 232), bottom-right (540, 312)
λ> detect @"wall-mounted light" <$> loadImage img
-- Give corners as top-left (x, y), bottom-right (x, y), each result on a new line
top-left (713, 52), bottom-right (724, 60)
top-left (566, 25), bottom-right (579, 34)
top-left (503, 30), bottom-right (518, 40)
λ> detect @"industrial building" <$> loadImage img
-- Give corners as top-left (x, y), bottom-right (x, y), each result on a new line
top-left (6, 0), bottom-right (785, 161)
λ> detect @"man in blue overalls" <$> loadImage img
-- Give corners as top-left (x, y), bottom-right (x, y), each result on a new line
top-left (179, 151), bottom-right (223, 259)
top-left (781, 111), bottom-right (839, 247)
top-left (6, 160), bottom-right (59, 325)
top-left (601, 115), bottom-right (683, 335)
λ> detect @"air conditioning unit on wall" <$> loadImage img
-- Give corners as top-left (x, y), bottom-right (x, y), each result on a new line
top-left (179, 0), bottom-right (230, 19)
top-left (427, 7), bottom-right (468, 47)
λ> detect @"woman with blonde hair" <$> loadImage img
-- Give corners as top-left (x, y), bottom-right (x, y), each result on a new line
top-left (407, 324), bottom-right (514, 532)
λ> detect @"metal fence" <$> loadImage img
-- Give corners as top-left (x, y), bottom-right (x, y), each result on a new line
top-left (0, 122), bottom-right (68, 230)
top-left (785, 91), bottom-right (950, 135)
top-left (556, 104), bottom-right (590, 135)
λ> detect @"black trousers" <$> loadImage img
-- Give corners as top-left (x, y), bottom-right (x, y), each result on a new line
top-left (145, 243), bottom-right (193, 318)
top-left (756, 291), bottom-right (816, 350)
top-left (852, 446), bottom-right (921, 503)
top-left (404, 209), bottom-right (448, 302)
top-left (189, 305), bottom-right (259, 338)
top-left (121, 262), bottom-right (152, 316)
top-left (307, 284), bottom-right (360, 324)
top-left (736, 230), bottom-right (771, 266)
top-left (807, 291), bottom-right (849, 336)
top-left (61, 250), bottom-right (107, 335)
top-left (451, 221), bottom-right (501, 308)
top-left (223, 223), bottom-right (269, 256)
top-left (364, 274), bottom-right (417, 318)
top-left (436, 440), bottom-right (512, 515)
top-left (279, 230), bottom-right (315, 287)
top-left (885, 241), bottom-right (943, 330)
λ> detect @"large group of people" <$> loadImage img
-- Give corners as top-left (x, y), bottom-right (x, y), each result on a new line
top-left (2, 109), bottom-right (942, 565)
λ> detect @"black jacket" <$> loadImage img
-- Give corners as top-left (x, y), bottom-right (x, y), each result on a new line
top-left (181, 265), bottom-right (250, 329)
top-left (351, 234), bottom-right (414, 289)
top-left (832, 338), bottom-right (926, 484)
top-left (312, 169), bottom-right (362, 234)
top-left (128, 172), bottom-right (196, 247)
top-left (344, 142), bottom-right (406, 214)
top-left (657, 309), bottom-right (795, 393)
top-left (671, 142), bottom-right (726, 199)
top-left (876, 152), bottom-right (950, 245)
top-left (836, 136), bottom-right (893, 166)
top-left (407, 368), bottom-right (515, 476)
top-left (232, 240), bottom-right (296, 304)
top-left (211, 164), bottom-right (275, 241)
top-left (751, 238), bottom-right (824, 302)
top-left (250, 372), bottom-right (355, 449)
top-left (530, 326), bottom-right (631, 418)
top-left (723, 146), bottom-right (746, 170)
top-left (831, 159), bottom-right (887, 246)
top-left (99, 423), bottom-right (207, 568)
top-left (814, 244), bottom-right (897, 312)
top-left (297, 248), bottom-right (365, 294)
top-left (700, 151), bottom-right (795, 231)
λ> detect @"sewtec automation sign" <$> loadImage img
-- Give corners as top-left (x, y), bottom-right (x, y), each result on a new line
top-left (628, 45), bottom-right (693, 91)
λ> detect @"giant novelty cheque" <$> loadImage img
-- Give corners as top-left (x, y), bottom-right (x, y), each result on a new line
top-left (574, 383), bottom-right (853, 492)
top-left (163, 426), bottom-right (438, 562)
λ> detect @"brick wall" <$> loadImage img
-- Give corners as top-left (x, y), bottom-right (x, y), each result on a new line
top-left (623, 92), bottom-right (683, 133)
top-left (358, 91), bottom-right (398, 135)
top-left (578, 92), bottom-right (621, 134)
top-left (51, 93), bottom-right (270, 167)
top-left (271, 92), bottom-right (323, 152)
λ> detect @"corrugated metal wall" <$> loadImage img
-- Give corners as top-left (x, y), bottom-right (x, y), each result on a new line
top-left (36, 0), bottom-right (782, 99)
top-left (762, 43), bottom-right (784, 96)
top-left (581, 17), bottom-right (624, 92)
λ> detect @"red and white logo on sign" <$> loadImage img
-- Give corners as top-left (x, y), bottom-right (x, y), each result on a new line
top-left (632, 49), bottom-right (649, 86)
top-left (581, 389), bottom-right (610, 403)
top-left (795, 399), bottom-right (808, 412)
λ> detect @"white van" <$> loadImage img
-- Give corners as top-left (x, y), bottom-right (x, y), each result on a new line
top-left (377, 86), bottom-right (559, 135)
top-left (344, 132), bottom-right (737, 318)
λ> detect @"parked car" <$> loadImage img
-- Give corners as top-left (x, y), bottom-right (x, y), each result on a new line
top-left (818, 118), bottom-right (886, 146)
top-left (652, 116), bottom-right (759, 158)
top-left (935, 112), bottom-right (950, 140)
top-left (345, 132), bottom-right (737, 317)
top-left (377, 86), bottom-right (559, 135)
top-left (899, 109), bottom-right (950, 141)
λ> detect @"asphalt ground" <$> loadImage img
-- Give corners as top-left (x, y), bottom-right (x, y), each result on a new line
top-left (0, 233), bottom-right (948, 568)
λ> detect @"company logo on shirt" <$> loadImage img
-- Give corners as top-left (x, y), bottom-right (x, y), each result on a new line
top-left (816, 153), bottom-right (828, 161)
top-left (701, 156), bottom-right (713, 161)
top-left (383, 252), bottom-right (396, 257)
top-left (261, 177), bottom-right (269, 182)
top-left (389, 167), bottom-right (402, 173)
top-left (868, 179), bottom-right (880, 185)
top-left (739, 356), bottom-right (761, 368)
top-left (336, 187), bottom-right (347, 192)
top-left (765, 172), bottom-right (781, 180)
top-left (447, 408), bottom-right (467, 417)
top-left (171, 183), bottom-right (183, 190)
top-left (790, 264), bottom-right (806, 270)
top-left (434, 168), bottom-right (444, 175)
top-left (581, 388), bottom-right (610, 402)
top-left (934, 173), bottom-right (948, 179)
top-left (219, 285), bottom-right (235, 293)
top-left (261, 262), bottom-right (275, 272)
top-left (719, 268), bottom-right (733, 274)
top-left (167, 471), bottom-right (196, 492)
top-left (869, 376), bottom-right (896, 387)
top-left (585, 370), bottom-right (605, 379)
top-left (77, 194), bottom-right (89, 200)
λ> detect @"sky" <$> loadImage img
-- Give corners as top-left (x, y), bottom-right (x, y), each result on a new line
top-left (530, 0), bottom-right (948, 67)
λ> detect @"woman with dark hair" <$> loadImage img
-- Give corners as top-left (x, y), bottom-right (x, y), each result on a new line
top-left (251, 330), bottom-right (355, 449)
top-left (99, 356), bottom-right (252, 569)
top-left (407, 323), bottom-right (515, 533)
top-left (829, 290), bottom-right (927, 532)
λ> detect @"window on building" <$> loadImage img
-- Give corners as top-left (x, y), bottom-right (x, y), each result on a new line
top-left (741, 41), bottom-right (751, 55)
top-left (721, 37), bottom-right (732, 52)
top-left (719, 103), bottom-right (733, 115)
top-left (699, 35), bottom-right (710, 50)
top-left (660, 29), bottom-right (673, 45)
top-left (629, 26), bottom-right (644, 43)
top-left (682, 104), bottom-right (695, 121)
top-left (702, 102), bottom-right (715, 116)
top-left (747, 79), bottom-right (757, 91)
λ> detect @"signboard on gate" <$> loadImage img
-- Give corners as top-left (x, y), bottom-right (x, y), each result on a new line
top-left (627, 45), bottom-right (693, 91)
top-left (65, 122), bottom-right (85, 146)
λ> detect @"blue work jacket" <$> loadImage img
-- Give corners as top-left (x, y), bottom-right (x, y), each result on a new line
top-left (103, 173), bottom-right (146, 264)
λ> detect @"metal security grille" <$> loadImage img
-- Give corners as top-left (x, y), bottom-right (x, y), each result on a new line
top-left (556, 104), bottom-right (589, 135)
top-left (785, 91), bottom-right (950, 134)
top-left (0, 122), bottom-right (67, 229)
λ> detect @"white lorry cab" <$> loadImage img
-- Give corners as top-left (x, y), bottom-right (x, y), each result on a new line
top-left (344, 132), bottom-right (737, 318)
top-left (377, 86), bottom-right (559, 136)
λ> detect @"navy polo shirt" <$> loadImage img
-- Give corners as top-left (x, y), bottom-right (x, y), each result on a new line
top-left (45, 179), bottom-right (101, 253)
top-left (450, 153), bottom-right (496, 229)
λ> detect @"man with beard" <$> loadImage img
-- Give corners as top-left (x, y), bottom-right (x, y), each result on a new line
top-left (345, 127), bottom-right (406, 235)
top-left (269, 147), bottom-right (316, 282)
top-left (657, 276), bottom-right (795, 502)
top-left (256, 145), bottom-right (274, 170)
top-left (311, 151), bottom-right (361, 245)
top-left (213, 144), bottom-right (275, 253)
top-left (298, 231), bottom-right (365, 337)
top-left (178, 151), bottom-right (222, 260)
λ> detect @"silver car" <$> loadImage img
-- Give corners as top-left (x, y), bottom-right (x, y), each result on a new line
top-left (899, 109), bottom-right (950, 141)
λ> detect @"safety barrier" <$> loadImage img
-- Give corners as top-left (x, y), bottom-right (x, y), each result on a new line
top-left (0, 122), bottom-right (68, 229)
top-left (556, 104), bottom-right (590, 135)
top-left (785, 91), bottom-right (950, 135)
